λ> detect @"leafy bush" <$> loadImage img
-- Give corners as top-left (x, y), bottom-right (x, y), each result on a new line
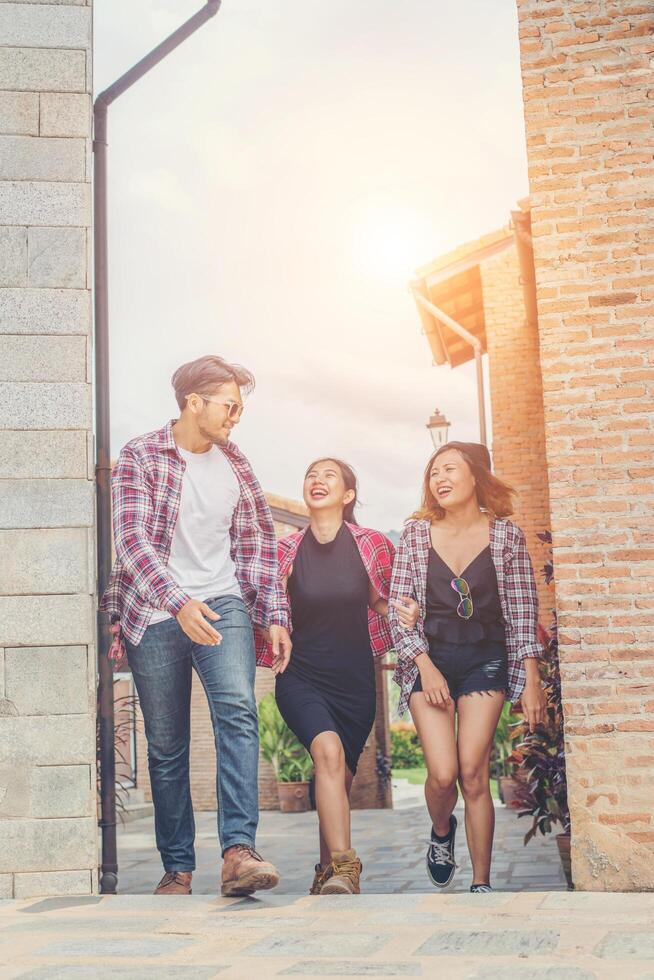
top-left (509, 530), bottom-right (570, 843)
top-left (258, 693), bottom-right (314, 783)
top-left (390, 727), bottom-right (424, 769)
top-left (490, 701), bottom-right (519, 780)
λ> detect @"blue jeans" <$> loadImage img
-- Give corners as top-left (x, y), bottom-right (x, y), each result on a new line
top-left (126, 595), bottom-right (259, 872)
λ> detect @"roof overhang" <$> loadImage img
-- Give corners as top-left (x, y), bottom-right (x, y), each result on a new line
top-left (411, 228), bottom-right (514, 368)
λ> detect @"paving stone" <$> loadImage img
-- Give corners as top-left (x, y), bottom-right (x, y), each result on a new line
top-left (34, 936), bottom-right (194, 958)
top-left (416, 929), bottom-right (559, 956)
top-left (594, 931), bottom-right (654, 959)
top-left (243, 932), bottom-right (390, 957)
top-left (19, 897), bottom-right (102, 914)
top-left (281, 962), bottom-right (422, 976)
top-left (17, 970), bottom-right (223, 980)
top-left (4, 915), bottom-right (173, 935)
top-left (468, 968), bottom-right (597, 980)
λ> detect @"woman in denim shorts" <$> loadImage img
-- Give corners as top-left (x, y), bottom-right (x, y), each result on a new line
top-left (388, 442), bottom-right (546, 893)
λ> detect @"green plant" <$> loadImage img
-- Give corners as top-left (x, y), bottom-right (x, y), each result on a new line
top-left (390, 727), bottom-right (424, 769)
top-left (508, 530), bottom-right (570, 844)
top-left (258, 693), bottom-right (314, 783)
top-left (491, 702), bottom-right (519, 780)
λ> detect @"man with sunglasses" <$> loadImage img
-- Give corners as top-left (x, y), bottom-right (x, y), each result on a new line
top-left (101, 355), bottom-right (291, 897)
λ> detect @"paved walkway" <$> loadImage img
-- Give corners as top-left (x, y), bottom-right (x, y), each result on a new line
top-left (2, 891), bottom-right (654, 978)
top-left (116, 787), bottom-right (567, 895)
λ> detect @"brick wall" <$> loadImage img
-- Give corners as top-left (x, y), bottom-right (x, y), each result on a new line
top-left (516, 0), bottom-right (654, 890)
top-left (481, 246), bottom-right (553, 618)
top-left (0, 1), bottom-right (97, 898)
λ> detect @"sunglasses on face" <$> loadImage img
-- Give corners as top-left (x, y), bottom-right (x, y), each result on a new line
top-left (200, 395), bottom-right (244, 420)
top-left (450, 576), bottom-right (473, 619)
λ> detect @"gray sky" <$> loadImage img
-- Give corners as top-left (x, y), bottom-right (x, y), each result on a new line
top-left (94, 0), bottom-right (528, 531)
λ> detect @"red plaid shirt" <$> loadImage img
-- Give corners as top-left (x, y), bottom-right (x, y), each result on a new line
top-left (389, 517), bottom-right (543, 716)
top-left (256, 522), bottom-right (395, 667)
top-left (100, 421), bottom-right (288, 662)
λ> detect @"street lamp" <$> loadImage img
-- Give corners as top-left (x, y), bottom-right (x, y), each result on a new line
top-left (426, 409), bottom-right (451, 450)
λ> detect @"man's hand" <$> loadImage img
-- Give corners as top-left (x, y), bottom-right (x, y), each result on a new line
top-left (269, 625), bottom-right (292, 676)
top-left (176, 599), bottom-right (222, 645)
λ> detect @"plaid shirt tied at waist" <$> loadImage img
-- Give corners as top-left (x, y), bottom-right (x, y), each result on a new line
top-left (100, 420), bottom-right (288, 665)
top-left (388, 517), bottom-right (543, 716)
top-left (256, 522), bottom-right (395, 667)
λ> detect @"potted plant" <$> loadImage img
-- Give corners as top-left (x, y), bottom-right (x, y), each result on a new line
top-left (492, 702), bottom-right (520, 806)
top-left (258, 693), bottom-right (314, 812)
top-left (508, 531), bottom-right (572, 888)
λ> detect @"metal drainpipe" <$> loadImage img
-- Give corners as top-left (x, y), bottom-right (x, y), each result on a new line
top-left (93, 0), bottom-right (222, 895)
top-left (412, 290), bottom-right (488, 447)
top-left (512, 209), bottom-right (538, 330)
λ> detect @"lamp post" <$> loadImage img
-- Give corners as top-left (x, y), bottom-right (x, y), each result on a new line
top-left (426, 409), bottom-right (451, 450)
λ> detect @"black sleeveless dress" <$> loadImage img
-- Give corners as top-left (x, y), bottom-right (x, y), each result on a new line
top-left (275, 525), bottom-right (376, 775)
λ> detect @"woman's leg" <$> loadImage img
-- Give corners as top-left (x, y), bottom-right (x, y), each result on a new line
top-left (319, 767), bottom-right (354, 867)
top-left (456, 691), bottom-right (505, 886)
top-left (311, 731), bottom-right (351, 854)
top-left (410, 693), bottom-right (458, 835)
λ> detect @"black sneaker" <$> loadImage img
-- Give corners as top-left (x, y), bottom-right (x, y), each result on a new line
top-left (426, 814), bottom-right (457, 888)
top-left (470, 883), bottom-right (493, 893)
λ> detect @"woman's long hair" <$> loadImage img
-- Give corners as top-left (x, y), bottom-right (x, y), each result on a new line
top-left (412, 441), bottom-right (516, 522)
top-left (305, 457), bottom-right (359, 525)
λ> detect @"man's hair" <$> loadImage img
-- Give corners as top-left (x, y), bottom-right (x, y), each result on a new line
top-left (171, 355), bottom-right (255, 411)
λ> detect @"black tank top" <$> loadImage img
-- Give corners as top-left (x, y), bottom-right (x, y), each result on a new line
top-left (424, 545), bottom-right (506, 645)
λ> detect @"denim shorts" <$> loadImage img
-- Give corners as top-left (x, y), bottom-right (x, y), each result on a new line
top-left (411, 639), bottom-right (508, 700)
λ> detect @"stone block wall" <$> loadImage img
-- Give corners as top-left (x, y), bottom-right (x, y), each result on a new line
top-left (481, 245), bottom-right (553, 618)
top-left (0, 0), bottom-right (97, 899)
top-left (516, 0), bottom-right (654, 890)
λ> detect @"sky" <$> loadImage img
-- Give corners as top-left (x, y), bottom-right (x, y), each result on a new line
top-left (94, 0), bottom-right (529, 532)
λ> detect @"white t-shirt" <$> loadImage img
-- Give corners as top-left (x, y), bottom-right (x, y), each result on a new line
top-left (149, 445), bottom-right (242, 625)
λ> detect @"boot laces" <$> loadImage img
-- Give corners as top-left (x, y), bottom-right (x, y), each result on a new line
top-left (232, 844), bottom-right (263, 862)
top-left (331, 857), bottom-right (361, 882)
top-left (159, 871), bottom-right (188, 887)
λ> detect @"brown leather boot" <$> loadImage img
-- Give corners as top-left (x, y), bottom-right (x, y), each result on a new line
top-left (154, 871), bottom-right (192, 895)
top-left (221, 844), bottom-right (280, 897)
top-left (309, 862), bottom-right (332, 896)
top-left (319, 849), bottom-right (362, 895)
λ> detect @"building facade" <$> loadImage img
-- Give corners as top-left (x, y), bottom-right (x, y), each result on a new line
top-left (516, 0), bottom-right (654, 891)
top-left (0, 0), bottom-right (97, 899)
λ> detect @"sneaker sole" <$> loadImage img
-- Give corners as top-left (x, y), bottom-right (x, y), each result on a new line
top-left (221, 869), bottom-right (279, 897)
top-left (426, 815), bottom-right (457, 890)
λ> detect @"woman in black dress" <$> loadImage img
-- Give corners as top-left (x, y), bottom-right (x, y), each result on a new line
top-left (274, 458), bottom-right (418, 895)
